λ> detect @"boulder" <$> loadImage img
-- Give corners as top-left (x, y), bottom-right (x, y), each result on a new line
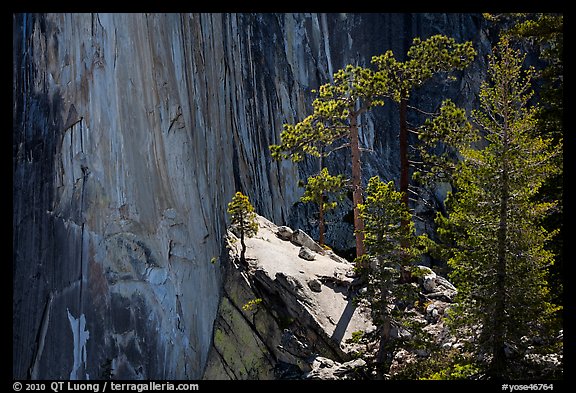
top-left (277, 226), bottom-right (294, 241)
top-left (416, 265), bottom-right (458, 303)
top-left (325, 250), bottom-right (350, 264)
top-left (423, 272), bottom-right (437, 292)
top-left (292, 229), bottom-right (324, 254)
top-left (298, 246), bottom-right (316, 261)
top-left (306, 357), bottom-right (366, 380)
top-left (426, 290), bottom-right (457, 303)
top-left (426, 303), bottom-right (440, 322)
top-left (206, 213), bottom-right (373, 380)
top-left (307, 279), bottom-right (322, 292)
top-left (333, 359), bottom-right (366, 378)
top-left (436, 275), bottom-right (457, 292)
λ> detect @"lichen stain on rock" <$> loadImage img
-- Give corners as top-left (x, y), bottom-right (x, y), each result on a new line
top-left (209, 298), bottom-right (276, 380)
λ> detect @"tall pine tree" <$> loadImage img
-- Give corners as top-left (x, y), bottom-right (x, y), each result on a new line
top-left (437, 38), bottom-right (561, 379)
top-left (485, 12), bottom-right (564, 310)
top-left (372, 35), bottom-right (476, 211)
top-left (372, 35), bottom-right (475, 282)
top-left (356, 176), bottom-right (427, 370)
top-left (270, 65), bottom-right (385, 257)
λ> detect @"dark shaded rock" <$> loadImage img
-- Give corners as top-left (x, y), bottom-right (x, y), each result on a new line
top-left (307, 279), bottom-right (322, 292)
top-left (277, 226), bottom-right (294, 241)
top-left (299, 246), bottom-right (316, 261)
top-left (280, 329), bottom-right (313, 358)
top-left (274, 361), bottom-right (304, 380)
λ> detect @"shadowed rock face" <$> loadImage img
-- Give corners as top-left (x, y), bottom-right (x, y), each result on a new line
top-left (13, 13), bottom-right (488, 379)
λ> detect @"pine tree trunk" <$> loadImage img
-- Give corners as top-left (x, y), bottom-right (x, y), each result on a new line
top-left (376, 318), bottom-right (391, 364)
top-left (350, 113), bottom-right (365, 258)
top-left (398, 96), bottom-right (412, 283)
top-left (318, 155), bottom-right (325, 247)
top-left (376, 284), bottom-right (391, 372)
top-left (240, 234), bottom-right (247, 267)
top-left (318, 198), bottom-right (325, 246)
top-left (491, 122), bottom-right (509, 379)
top-left (239, 210), bottom-right (247, 267)
top-left (399, 97), bottom-right (409, 209)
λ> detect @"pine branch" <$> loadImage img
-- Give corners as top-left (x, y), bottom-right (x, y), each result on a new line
top-left (407, 104), bottom-right (439, 116)
top-left (408, 159), bottom-right (425, 165)
top-left (324, 143), bottom-right (351, 156)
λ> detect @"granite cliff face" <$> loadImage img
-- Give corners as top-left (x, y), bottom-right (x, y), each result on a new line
top-left (13, 13), bottom-right (489, 379)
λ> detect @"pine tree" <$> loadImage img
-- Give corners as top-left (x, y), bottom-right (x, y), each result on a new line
top-left (227, 192), bottom-right (259, 266)
top-left (270, 65), bottom-right (385, 257)
top-left (372, 35), bottom-right (476, 211)
top-left (484, 13), bottom-right (563, 139)
top-left (506, 13), bottom-right (563, 142)
top-left (356, 176), bottom-right (427, 369)
top-left (370, 35), bottom-right (475, 284)
top-left (300, 167), bottom-right (346, 247)
top-left (485, 12), bottom-right (564, 310)
top-left (436, 38), bottom-right (562, 379)
top-left (271, 36), bottom-right (474, 261)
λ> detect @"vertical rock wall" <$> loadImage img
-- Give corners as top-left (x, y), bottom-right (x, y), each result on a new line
top-left (13, 13), bottom-right (488, 379)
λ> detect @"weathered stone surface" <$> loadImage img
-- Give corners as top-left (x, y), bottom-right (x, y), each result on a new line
top-left (277, 226), bottom-right (294, 241)
top-left (204, 215), bottom-right (374, 379)
top-left (203, 296), bottom-right (276, 380)
top-left (298, 246), bottom-right (316, 261)
top-left (423, 272), bottom-right (438, 292)
top-left (292, 229), bottom-right (325, 254)
top-left (417, 265), bottom-right (458, 302)
top-left (326, 250), bottom-right (351, 264)
top-left (306, 356), bottom-right (367, 380)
